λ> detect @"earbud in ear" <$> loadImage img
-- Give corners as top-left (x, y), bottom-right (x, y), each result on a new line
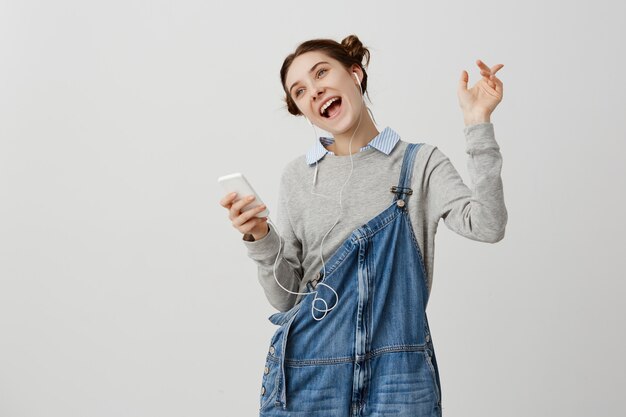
top-left (353, 72), bottom-right (364, 97)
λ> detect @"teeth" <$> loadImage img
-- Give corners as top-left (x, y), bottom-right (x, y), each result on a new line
top-left (320, 97), bottom-right (340, 116)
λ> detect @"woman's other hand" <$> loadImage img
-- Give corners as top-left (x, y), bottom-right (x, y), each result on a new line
top-left (220, 192), bottom-right (269, 240)
top-left (458, 59), bottom-right (504, 125)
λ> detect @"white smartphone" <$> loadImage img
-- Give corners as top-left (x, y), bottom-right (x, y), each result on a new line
top-left (217, 172), bottom-right (270, 218)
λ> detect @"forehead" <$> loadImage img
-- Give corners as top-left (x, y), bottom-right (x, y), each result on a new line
top-left (286, 51), bottom-right (341, 85)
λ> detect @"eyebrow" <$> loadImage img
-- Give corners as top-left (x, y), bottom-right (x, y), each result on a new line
top-left (289, 61), bottom-right (330, 95)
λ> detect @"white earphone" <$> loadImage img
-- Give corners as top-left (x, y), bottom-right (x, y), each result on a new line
top-left (269, 69), bottom-right (367, 320)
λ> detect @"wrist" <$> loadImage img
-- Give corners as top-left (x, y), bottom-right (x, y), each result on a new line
top-left (463, 111), bottom-right (491, 126)
top-left (252, 223), bottom-right (270, 241)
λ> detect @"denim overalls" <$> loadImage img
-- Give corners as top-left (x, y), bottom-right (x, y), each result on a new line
top-left (259, 143), bottom-right (443, 416)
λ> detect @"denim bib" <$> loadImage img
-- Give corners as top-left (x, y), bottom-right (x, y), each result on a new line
top-left (260, 143), bottom-right (442, 417)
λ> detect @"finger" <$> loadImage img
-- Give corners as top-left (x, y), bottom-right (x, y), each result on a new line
top-left (458, 70), bottom-right (469, 91)
top-left (240, 217), bottom-right (268, 234)
top-left (228, 194), bottom-right (254, 220)
top-left (220, 192), bottom-right (238, 208)
top-left (477, 69), bottom-right (495, 89)
top-left (230, 194), bottom-right (256, 214)
top-left (489, 73), bottom-right (502, 84)
top-left (233, 203), bottom-right (267, 227)
top-left (482, 73), bottom-right (496, 88)
top-left (232, 200), bottom-right (266, 226)
top-left (477, 61), bottom-right (504, 77)
top-left (485, 69), bottom-right (501, 88)
top-left (492, 75), bottom-right (503, 94)
top-left (478, 67), bottom-right (494, 85)
top-left (476, 59), bottom-right (491, 73)
top-left (491, 64), bottom-right (504, 75)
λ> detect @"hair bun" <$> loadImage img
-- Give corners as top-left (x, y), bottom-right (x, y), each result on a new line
top-left (341, 34), bottom-right (371, 68)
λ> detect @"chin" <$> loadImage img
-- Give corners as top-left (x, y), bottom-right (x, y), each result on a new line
top-left (323, 101), bottom-right (358, 134)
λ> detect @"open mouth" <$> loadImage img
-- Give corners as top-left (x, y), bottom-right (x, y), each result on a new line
top-left (321, 97), bottom-right (343, 119)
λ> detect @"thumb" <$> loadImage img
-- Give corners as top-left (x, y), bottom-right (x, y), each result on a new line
top-left (458, 70), bottom-right (469, 92)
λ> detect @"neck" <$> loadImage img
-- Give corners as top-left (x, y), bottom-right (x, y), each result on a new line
top-left (326, 106), bottom-right (379, 156)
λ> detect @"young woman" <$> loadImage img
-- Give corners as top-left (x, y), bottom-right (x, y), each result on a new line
top-left (220, 35), bottom-right (507, 416)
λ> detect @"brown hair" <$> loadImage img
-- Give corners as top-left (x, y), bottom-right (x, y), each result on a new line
top-left (280, 34), bottom-right (372, 116)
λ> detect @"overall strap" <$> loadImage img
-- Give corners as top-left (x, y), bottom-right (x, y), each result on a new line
top-left (391, 142), bottom-right (422, 205)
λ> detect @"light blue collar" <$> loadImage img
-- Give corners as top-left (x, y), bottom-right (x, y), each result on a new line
top-left (305, 126), bottom-right (401, 165)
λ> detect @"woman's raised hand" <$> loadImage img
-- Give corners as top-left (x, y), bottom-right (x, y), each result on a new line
top-left (457, 59), bottom-right (504, 121)
top-left (220, 192), bottom-right (269, 240)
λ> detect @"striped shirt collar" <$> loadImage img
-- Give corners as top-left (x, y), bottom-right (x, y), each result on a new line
top-left (305, 126), bottom-right (401, 165)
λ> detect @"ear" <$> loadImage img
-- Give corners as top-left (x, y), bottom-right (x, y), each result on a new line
top-left (351, 64), bottom-right (364, 85)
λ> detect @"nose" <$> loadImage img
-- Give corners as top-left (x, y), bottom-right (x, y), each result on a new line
top-left (310, 83), bottom-right (324, 100)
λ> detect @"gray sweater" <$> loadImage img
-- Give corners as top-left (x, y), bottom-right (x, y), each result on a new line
top-left (243, 122), bottom-right (507, 312)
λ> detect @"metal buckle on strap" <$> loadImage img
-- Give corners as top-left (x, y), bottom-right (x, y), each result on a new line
top-left (309, 271), bottom-right (323, 289)
top-left (390, 185), bottom-right (413, 195)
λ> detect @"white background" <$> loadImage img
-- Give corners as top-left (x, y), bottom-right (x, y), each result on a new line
top-left (1, 0), bottom-right (625, 416)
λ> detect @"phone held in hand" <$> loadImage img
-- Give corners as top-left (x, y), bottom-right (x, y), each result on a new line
top-left (217, 172), bottom-right (270, 218)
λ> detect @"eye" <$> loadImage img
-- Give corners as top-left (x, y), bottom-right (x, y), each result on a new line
top-left (293, 68), bottom-right (328, 99)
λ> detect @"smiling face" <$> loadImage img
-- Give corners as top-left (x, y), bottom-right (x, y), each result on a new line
top-left (284, 51), bottom-right (364, 135)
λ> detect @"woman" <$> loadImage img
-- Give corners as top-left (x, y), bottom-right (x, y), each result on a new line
top-left (220, 35), bottom-right (507, 416)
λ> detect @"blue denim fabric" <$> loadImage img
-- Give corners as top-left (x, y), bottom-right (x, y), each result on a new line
top-left (259, 143), bottom-right (442, 416)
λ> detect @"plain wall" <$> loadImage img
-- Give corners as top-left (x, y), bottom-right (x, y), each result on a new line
top-left (1, 0), bottom-right (625, 416)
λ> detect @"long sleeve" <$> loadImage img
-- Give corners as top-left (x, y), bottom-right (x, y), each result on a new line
top-left (242, 167), bottom-right (304, 312)
top-left (426, 122), bottom-right (507, 243)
